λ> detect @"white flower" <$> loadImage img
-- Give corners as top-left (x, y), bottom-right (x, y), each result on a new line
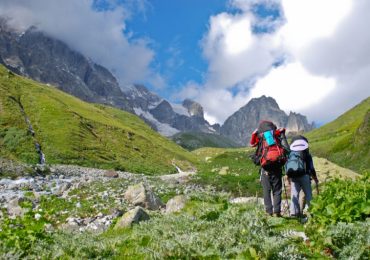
top-left (34, 213), bottom-right (41, 220)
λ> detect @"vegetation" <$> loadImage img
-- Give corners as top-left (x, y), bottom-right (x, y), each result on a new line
top-left (171, 131), bottom-right (240, 151)
top-left (307, 97), bottom-right (370, 174)
top-left (0, 144), bottom-right (367, 259)
top-left (192, 147), bottom-right (261, 196)
top-left (0, 66), bottom-right (369, 259)
top-left (305, 175), bottom-right (370, 259)
top-left (0, 187), bottom-right (323, 259)
top-left (0, 66), bottom-right (197, 174)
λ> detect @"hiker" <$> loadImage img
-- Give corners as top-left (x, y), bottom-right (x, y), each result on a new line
top-left (285, 135), bottom-right (319, 217)
top-left (250, 121), bottom-right (290, 217)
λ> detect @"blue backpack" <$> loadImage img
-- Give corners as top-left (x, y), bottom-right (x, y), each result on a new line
top-left (285, 151), bottom-right (306, 177)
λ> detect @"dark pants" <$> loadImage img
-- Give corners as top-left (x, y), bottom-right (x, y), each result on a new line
top-left (261, 168), bottom-right (282, 214)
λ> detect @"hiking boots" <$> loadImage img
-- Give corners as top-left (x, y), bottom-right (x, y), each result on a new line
top-left (273, 212), bottom-right (282, 217)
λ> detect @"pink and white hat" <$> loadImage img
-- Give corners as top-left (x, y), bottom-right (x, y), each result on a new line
top-left (290, 139), bottom-right (309, 151)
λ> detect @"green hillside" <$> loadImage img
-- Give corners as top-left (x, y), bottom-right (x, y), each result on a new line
top-left (0, 66), bottom-right (196, 174)
top-left (171, 132), bottom-right (240, 151)
top-left (307, 97), bottom-right (370, 173)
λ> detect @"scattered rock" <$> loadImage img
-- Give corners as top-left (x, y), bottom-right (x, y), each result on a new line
top-left (114, 206), bottom-right (150, 229)
top-left (166, 195), bottom-right (187, 214)
top-left (104, 170), bottom-right (119, 178)
top-left (218, 166), bottom-right (229, 175)
top-left (7, 197), bottom-right (26, 218)
top-left (60, 217), bottom-right (81, 232)
top-left (124, 183), bottom-right (163, 210)
top-left (230, 197), bottom-right (264, 205)
top-left (159, 171), bottom-right (196, 184)
top-left (55, 182), bottom-right (71, 196)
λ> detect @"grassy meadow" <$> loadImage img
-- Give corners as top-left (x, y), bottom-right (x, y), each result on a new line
top-left (0, 65), bottom-right (196, 175)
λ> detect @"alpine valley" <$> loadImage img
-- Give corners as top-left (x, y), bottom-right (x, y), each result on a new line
top-left (0, 19), bottom-right (369, 259)
top-left (0, 21), bottom-right (313, 148)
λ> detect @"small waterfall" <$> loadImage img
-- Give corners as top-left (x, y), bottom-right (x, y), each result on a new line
top-left (10, 96), bottom-right (46, 165)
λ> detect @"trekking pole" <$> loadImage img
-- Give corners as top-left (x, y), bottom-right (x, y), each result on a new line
top-left (282, 173), bottom-right (290, 217)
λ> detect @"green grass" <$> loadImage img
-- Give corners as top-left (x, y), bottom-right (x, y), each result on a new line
top-left (307, 97), bottom-right (370, 174)
top-left (171, 131), bottom-right (240, 151)
top-left (192, 147), bottom-right (261, 196)
top-left (0, 66), bottom-right (197, 174)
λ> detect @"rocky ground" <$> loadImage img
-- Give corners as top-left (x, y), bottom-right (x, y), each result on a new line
top-left (0, 163), bottom-right (207, 233)
top-left (2, 155), bottom-right (351, 236)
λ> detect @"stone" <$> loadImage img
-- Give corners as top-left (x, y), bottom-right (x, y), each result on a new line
top-left (230, 197), bottom-right (264, 205)
top-left (124, 183), bottom-right (164, 210)
top-left (218, 166), bottom-right (229, 175)
top-left (114, 206), bottom-right (149, 229)
top-left (7, 197), bottom-right (26, 217)
top-left (104, 170), bottom-right (119, 178)
top-left (55, 182), bottom-right (71, 196)
top-left (165, 195), bottom-right (187, 214)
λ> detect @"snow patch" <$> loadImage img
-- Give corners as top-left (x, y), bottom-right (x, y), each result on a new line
top-left (171, 103), bottom-right (190, 116)
top-left (133, 107), bottom-right (180, 137)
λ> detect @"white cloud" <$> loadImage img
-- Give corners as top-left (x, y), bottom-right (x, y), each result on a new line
top-left (279, 0), bottom-right (353, 56)
top-left (249, 62), bottom-right (336, 116)
top-left (0, 0), bottom-right (162, 88)
top-left (201, 12), bottom-right (280, 90)
top-left (179, 0), bottom-right (370, 124)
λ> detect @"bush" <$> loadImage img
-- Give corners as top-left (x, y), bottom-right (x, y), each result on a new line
top-left (309, 175), bottom-right (369, 225)
top-left (306, 175), bottom-right (370, 258)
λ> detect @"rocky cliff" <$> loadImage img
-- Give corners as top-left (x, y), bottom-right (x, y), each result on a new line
top-left (220, 96), bottom-right (314, 145)
top-left (0, 21), bottom-right (133, 112)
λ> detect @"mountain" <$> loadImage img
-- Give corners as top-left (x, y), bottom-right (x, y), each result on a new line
top-left (0, 20), bottom-right (218, 137)
top-left (0, 65), bottom-right (197, 174)
top-left (171, 132), bottom-right (240, 151)
top-left (127, 88), bottom-right (218, 136)
top-left (307, 97), bottom-right (370, 173)
top-left (220, 96), bottom-right (314, 146)
top-left (0, 20), bottom-right (133, 112)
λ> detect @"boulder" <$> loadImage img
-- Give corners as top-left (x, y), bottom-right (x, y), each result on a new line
top-left (166, 195), bottom-right (187, 214)
top-left (114, 206), bottom-right (149, 229)
top-left (229, 197), bottom-right (264, 205)
top-left (55, 182), bottom-right (71, 196)
top-left (124, 183), bottom-right (164, 210)
top-left (7, 197), bottom-right (26, 218)
top-left (104, 170), bottom-right (119, 178)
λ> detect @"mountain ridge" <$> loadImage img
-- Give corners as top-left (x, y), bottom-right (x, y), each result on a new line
top-left (0, 20), bottom-right (313, 143)
top-left (307, 96), bottom-right (370, 173)
top-left (220, 95), bottom-right (314, 146)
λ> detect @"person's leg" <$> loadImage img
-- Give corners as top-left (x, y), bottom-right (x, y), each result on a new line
top-left (300, 174), bottom-right (312, 208)
top-left (290, 178), bottom-right (302, 216)
top-left (299, 190), bottom-right (306, 215)
top-left (261, 169), bottom-right (273, 215)
top-left (271, 170), bottom-right (282, 215)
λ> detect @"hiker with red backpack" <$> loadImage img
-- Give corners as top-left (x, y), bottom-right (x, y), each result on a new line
top-left (285, 135), bottom-right (319, 217)
top-left (250, 121), bottom-right (290, 217)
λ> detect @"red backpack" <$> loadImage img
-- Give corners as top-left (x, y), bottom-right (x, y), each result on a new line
top-left (250, 121), bottom-right (287, 171)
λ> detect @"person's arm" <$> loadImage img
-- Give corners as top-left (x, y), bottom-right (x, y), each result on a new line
top-left (250, 129), bottom-right (259, 147)
top-left (277, 128), bottom-right (290, 153)
top-left (306, 153), bottom-right (319, 194)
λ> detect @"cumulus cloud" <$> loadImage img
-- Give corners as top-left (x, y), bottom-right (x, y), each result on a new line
top-left (0, 0), bottom-right (162, 88)
top-left (201, 11), bottom-right (281, 89)
top-left (179, 0), bottom-right (370, 124)
top-left (249, 62), bottom-right (336, 113)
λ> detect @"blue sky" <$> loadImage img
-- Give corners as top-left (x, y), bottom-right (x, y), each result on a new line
top-left (120, 0), bottom-right (282, 100)
top-left (124, 0), bottom-right (232, 97)
top-left (1, 0), bottom-right (369, 124)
